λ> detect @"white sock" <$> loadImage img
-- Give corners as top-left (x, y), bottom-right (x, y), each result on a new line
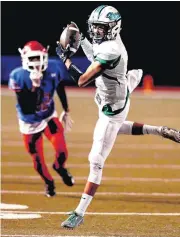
top-left (143, 125), bottom-right (162, 135)
top-left (118, 121), bottom-right (133, 135)
top-left (75, 193), bottom-right (93, 216)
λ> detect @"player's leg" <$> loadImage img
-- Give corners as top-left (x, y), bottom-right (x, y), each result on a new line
top-left (118, 121), bottom-right (180, 143)
top-left (61, 114), bottom-right (113, 228)
top-left (61, 100), bottom-right (130, 229)
top-left (23, 132), bottom-right (55, 197)
top-left (44, 117), bottom-right (74, 186)
top-left (124, 69), bottom-right (180, 143)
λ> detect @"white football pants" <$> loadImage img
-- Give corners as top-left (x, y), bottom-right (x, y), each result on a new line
top-left (88, 99), bottom-right (130, 184)
top-left (87, 69), bottom-right (141, 184)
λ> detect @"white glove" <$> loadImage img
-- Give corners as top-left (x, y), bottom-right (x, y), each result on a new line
top-left (59, 111), bottom-right (74, 132)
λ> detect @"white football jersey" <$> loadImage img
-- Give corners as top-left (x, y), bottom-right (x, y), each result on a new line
top-left (81, 36), bottom-right (129, 113)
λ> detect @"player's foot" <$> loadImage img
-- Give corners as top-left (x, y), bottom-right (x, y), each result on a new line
top-left (61, 211), bottom-right (84, 229)
top-left (53, 164), bottom-right (75, 186)
top-left (160, 126), bottom-right (180, 143)
top-left (45, 180), bottom-right (56, 197)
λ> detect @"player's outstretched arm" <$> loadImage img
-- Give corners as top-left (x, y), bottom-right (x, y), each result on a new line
top-left (64, 58), bottom-right (103, 87)
top-left (56, 21), bottom-right (104, 86)
top-left (56, 81), bottom-right (74, 132)
top-left (56, 81), bottom-right (69, 112)
top-left (78, 61), bottom-right (103, 87)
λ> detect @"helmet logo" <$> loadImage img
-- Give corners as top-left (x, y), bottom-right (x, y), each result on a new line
top-left (106, 12), bottom-right (121, 21)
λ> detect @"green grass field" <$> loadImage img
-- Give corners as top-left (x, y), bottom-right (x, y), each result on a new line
top-left (1, 87), bottom-right (180, 237)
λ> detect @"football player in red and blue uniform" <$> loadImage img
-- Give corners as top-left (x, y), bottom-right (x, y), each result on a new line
top-left (9, 41), bottom-right (74, 197)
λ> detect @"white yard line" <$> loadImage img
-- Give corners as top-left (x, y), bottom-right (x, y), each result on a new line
top-left (1, 235), bottom-right (123, 237)
top-left (2, 162), bottom-right (180, 169)
top-left (1, 236), bottom-right (117, 237)
top-left (2, 210), bottom-right (180, 216)
top-left (1, 235), bottom-right (118, 237)
top-left (2, 151), bottom-right (179, 160)
top-left (2, 141), bottom-right (179, 150)
top-left (1, 190), bottom-right (180, 197)
top-left (0, 235), bottom-right (140, 237)
top-left (2, 175), bottom-right (180, 182)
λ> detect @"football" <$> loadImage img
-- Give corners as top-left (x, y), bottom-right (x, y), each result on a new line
top-left (59, 22), bottom-right (81, 54)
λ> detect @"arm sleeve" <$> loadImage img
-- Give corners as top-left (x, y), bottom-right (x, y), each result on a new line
top-left (56, 81), bottom-right (69, 112)
top-left (15, 90), bottom-right (37, 114)
top-left (81, 38), bottom-right (94, 62)
top-left (58, 60), bottom-right (71, 82)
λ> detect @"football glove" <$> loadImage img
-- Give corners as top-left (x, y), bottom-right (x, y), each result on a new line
top-left (56, 42), bottom-right (72, 63)
top-left (59, 111), bottom-right (74, 132)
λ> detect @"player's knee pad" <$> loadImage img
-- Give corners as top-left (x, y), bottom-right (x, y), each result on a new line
top-left (88, 153), bottom-right (105, 185)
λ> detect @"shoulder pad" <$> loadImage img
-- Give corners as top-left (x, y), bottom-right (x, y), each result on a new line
top-left (94, 41), bottom-right (121, 61)
top-left (47, 59), bottom-right (69, 82)
top-left (10, 67), bottom-right (23, 77)
top-left (47, 59), bottom-right (58, 70)
top-left (9, 67), bottom-right (24, 91)
top-left (94, 41), bottom-right (121, 68)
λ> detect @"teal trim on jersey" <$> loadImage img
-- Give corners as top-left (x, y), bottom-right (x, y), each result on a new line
top-left (95, 56), bottom-right (121, 69)
top-left (95, 57), bottom-right (107, 65)
top-left (102, 88), bottom-right (130, 116)
top-left (102, 105), bottom-right (115, 116)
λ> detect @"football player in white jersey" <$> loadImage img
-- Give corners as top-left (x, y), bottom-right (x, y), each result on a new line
top-left (56, 5), bottom-right (180, 228)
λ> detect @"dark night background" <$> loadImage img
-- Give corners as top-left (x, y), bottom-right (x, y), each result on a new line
top-left (1, 1), bottom-right (179, 86)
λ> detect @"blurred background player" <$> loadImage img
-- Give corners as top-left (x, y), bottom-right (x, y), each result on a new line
top-left (8, 40), bottom-right (74, 197)
top-left (56, 6), bottom-right (180, 228)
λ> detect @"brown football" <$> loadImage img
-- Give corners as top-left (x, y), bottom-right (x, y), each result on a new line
top-left (59, 22), bottom-right (81, 52)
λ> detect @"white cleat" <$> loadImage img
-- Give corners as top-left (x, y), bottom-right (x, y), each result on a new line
top-left (160, 126), bottom-right (180, 143)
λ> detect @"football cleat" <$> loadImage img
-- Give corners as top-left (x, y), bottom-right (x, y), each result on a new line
top-left (45, 180), bottom-right (56, 197)
top-left (53, 164), bottom-right (75, 186)
top-left (160, 126), bottom-right (180, 143)
top-left (61, 211), bottom-right (84, 229)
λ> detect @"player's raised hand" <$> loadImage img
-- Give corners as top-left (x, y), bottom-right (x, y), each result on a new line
top-left (56, 22), bottom-right (81, 63)
top-left (56, 42), bottom-right (71, 63)
top-left (59, 111), bottom-right (74, 132)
